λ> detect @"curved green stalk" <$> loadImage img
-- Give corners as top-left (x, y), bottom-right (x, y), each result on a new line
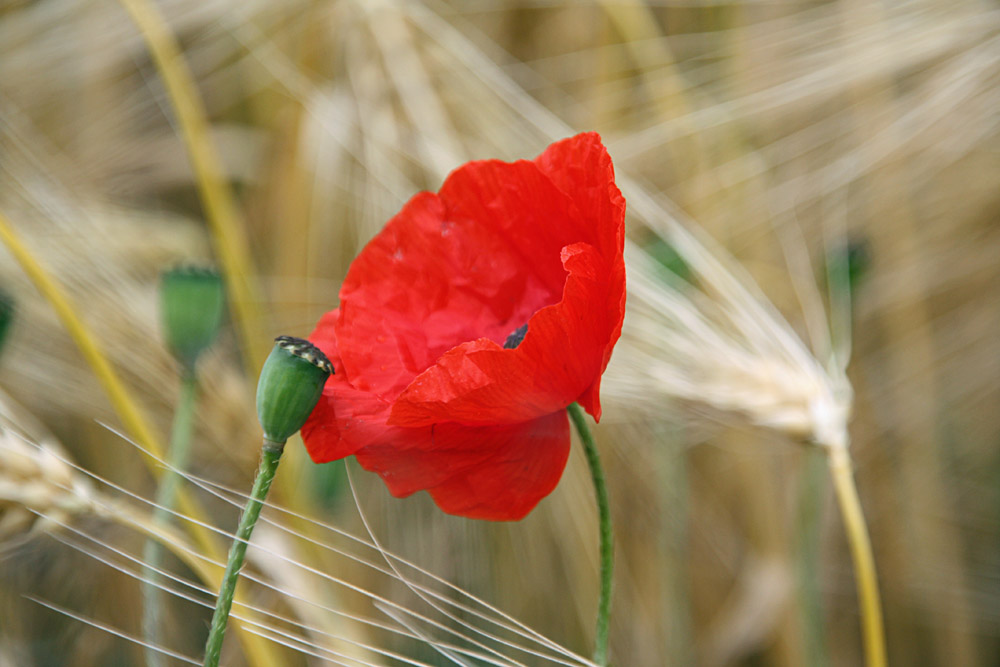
top-left (143, 369), bottom-right (198, 667)
top-left (203, 440), bottom-right (284, 667)
top-left (798, 445), bottom-right (830, 667)
top-left (567, 403), bottom-right (613, 666)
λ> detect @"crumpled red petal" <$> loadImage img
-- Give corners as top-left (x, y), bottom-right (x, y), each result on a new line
top-left (354, 410), bottom-right (570, 521)
top-left (533, 133), bottom-right (626, 419)
top-left (303, 309), bottom-right (572, 521)
top-left (300, 309), bottom-right (395, 461)
top-left (387, 133), bottom-right (625, 426)
top-left (388, 241), bottom-right (617, 426)
top-left (334, 134), bottom-right (624, 408)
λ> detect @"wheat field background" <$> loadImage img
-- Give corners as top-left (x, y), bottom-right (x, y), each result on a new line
top-left (0, 1), bottom-right (997, 665)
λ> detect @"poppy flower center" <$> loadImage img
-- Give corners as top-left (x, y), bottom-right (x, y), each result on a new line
top-left (502, 323), bottom-right (528, 349)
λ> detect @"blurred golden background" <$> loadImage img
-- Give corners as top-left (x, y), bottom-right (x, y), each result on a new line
top-left (0, 1), bottom-right (997, 665)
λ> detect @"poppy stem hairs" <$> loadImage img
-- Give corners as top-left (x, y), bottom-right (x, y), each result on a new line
top-left (568, 402), bottom-right (613, 666)
top-left (202, 337), bottom-right (332, 667)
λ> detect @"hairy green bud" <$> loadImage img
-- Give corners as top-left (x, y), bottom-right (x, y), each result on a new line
top-left (256, 336), bottom-right (332, 445)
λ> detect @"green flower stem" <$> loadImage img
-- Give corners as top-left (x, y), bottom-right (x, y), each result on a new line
top-left (203, 440), bottom-right (285, 667)
top-left (658, 424), bottom-right (692, 665)
top-left (798, 445), bottom-right (830, 667)
top-left (143, 368), bottom-right (199, 667)
top-left (567, 402), bottom-right (613, 666)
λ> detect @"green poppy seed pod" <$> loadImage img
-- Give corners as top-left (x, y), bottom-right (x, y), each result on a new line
top-left (256, 336), bottom-right (332, 445)
top-left (161, 266), bottom-right (225, 370)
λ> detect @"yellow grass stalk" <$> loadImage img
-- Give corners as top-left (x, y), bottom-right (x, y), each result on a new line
top-left (0, 210), bottom-right (282, 667)
top-left (836, 3), bottom-right (978, 661)
top-left (0, 212), bottom-right (166, 465)
top-left (115, 0), bottom-right (268, 371)
top-left (828, 445), bottom-right (886, 667)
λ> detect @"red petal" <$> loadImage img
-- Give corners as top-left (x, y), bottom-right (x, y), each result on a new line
top-left (354, 410), bottom-right (570, 520)
top-left (536, 133), bottom-right (626, 420)
top-left (389, 241), bottom-right (621, 426)
top-left (302, 309), bottom-right (395, 462)
top-left (301, 376), bottom-right (395, 462)
top-left (333, 177), bottom-right (567, 401)
top-left (307, 309), bottom-right (340, 370)
top-left (535, 132), bottom-right (625, 262)
top-left (570, 243), bottom-right (626, 421)
top-left (333, 135), bottom-right (623, 405)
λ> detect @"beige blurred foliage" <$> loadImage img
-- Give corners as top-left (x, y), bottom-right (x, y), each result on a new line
top-left (0, 0), bottom-right (997, 665)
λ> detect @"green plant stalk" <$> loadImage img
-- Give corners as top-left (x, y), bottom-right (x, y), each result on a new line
top-left (567, 403), bottom-right (613, 666)
top-left (798, 445), bottom-right (830, 667)
top-left (203, 440), bottom-right (284, 667)
top-left (659, 424), bottom-right (692, 665)
top-left (142, 369), bottom-right (199, 667)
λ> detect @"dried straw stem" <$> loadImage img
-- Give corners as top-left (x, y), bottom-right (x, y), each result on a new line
top-left (0, 211), bottom-right (166, 468)
top-left (828, 445), bottom-right (886, 667)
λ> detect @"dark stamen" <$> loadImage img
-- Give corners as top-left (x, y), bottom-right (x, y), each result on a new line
top-left (503, 323), bottom-right (528, 349)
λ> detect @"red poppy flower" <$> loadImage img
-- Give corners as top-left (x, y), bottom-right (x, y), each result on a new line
top-left (301, 133), bottom-right (626, 520)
